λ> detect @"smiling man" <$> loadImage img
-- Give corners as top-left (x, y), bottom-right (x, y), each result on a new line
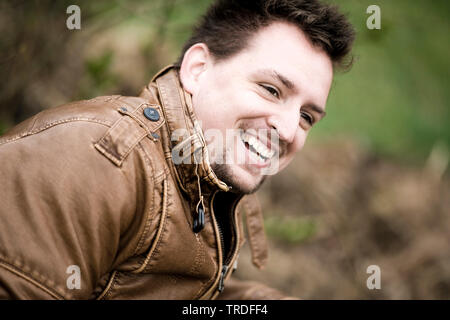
top-left (0, 0), bottom-right (354, 299)
top-left (180, 21), bottom-right (334, 194)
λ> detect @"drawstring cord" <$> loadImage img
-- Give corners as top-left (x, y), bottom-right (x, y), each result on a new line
top-left (193, 150), bottom-right (205, 233)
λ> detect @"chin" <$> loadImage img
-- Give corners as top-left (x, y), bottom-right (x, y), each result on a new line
top-left (212, 163), bottom-right (266, 194)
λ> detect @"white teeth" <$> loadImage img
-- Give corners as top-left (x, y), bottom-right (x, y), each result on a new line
top-left (241, 132), bottom-right (275, 160)
top-left (255, 144), bottom-right (262, 154)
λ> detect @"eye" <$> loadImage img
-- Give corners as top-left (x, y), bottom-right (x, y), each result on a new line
top-left (300, 112), bottom-right (314, 127)
top-left (259, 84), bottom-right (280, 99)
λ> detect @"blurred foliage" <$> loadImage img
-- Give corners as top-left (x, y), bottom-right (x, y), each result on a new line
top-left (264, 216), bottom-right (317, 243)
top-left (82, 50), bottom-right (119, 97)
top-left (0, 0), bottom-right (212, 127)
top-left (0, 121), bottom-right (5, 136)
top-left (316, 0), bottom-right (450, 164)
top-left (244, 139), bottom-right (450, 299)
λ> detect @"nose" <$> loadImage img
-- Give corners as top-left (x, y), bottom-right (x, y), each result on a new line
top-left (266, 106), bottom-right (300, 145)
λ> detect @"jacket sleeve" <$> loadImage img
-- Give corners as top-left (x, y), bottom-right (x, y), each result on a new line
top-left (0, 116), bottom-right (149, 299)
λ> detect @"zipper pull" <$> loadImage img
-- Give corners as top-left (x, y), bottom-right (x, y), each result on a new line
top-left (218, 265), bottom-right (229, 293)
top-left (193, 201), bottom-right (205, 233)
top-left (193, 163), bottom-right (205, 233)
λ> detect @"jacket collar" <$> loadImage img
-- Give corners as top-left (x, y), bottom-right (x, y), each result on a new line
top-left (140, 65), bottom-right (229, 204)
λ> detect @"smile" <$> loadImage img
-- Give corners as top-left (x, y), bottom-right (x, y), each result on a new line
top-left (240, 131), bottom-right (275, 162)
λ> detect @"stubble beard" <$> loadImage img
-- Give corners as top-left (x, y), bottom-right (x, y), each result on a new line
top-left (207, 127), bottom-right (271, 194)
top-left (211, 162), bottom-right (266, 195)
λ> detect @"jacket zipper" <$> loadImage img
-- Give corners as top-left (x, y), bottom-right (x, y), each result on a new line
top-left (213, 192), bottom-right (243, 293)
top-left (197, 192), bottom-right (245, 299)
top-left (218, 265), bottom-right (229, 292)
top-left (216, 222), bottom-right (228, 293)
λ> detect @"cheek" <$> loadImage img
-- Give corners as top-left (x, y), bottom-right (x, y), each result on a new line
top-left (194, 90), bottom-right (228, 131)
top-left (201, 92), bottom-right (247, 130)
top-left (290, 131), bottom-right (307, 153)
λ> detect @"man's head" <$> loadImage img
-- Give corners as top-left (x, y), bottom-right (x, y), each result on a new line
top-left (178, 0), bottom-right (355, 194)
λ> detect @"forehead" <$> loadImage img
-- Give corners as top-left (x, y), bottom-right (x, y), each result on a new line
top-left (218, 22), bottom-right (333, 104)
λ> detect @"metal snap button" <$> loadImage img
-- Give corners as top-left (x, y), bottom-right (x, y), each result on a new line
top-left (143, 107), bottom-right (160, 121)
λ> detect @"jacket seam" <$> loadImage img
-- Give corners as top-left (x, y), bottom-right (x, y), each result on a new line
top-left (28, 113), bottom-right (40, 132)
top-left (192, 235), bottom-right (214, 299)
top-left (132, 143), bottom-right (157, 255)
top-left (0, 118), bottom-right (112, 146)
top-left (0, 259), bottom-right (64, 300)
top-left (132, 178), bottom-right (169, 274)
top-left (94, 124), bottom-right (148, 167)
top-left (244, 199), bottom-right (262, 267)
top-left (96, 271), bottom-right (118, 300)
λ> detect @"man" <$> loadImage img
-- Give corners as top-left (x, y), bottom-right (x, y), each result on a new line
top-left (0, 0), bottom-right (354, 299)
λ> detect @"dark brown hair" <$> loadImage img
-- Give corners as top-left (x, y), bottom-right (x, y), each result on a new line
top-left (176, 0), bottom-right (355, 70)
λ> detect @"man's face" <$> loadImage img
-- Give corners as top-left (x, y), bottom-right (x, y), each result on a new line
top-left (185, 22), bottom-right (333, 194)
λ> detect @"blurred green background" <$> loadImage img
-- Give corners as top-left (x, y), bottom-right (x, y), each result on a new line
top-left (0, 0), bottom-right (448, 299)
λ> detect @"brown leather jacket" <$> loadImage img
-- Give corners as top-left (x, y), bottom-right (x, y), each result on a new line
top-left (0, 66), bottom-right (288, 299)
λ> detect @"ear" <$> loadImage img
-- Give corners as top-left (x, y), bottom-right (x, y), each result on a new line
top-left (179, 43), bottom-right (211, 96)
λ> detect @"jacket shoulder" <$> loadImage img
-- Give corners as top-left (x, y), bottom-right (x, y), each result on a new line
top-left (2, 95), bottom-right (143, 138)
top-left (0, 95), bottom-right (165, 167)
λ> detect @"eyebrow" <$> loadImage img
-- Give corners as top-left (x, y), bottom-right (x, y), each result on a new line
top-left (306, 103), bottom-right (326, 118)
top-left (257, 69), bottom-right (327, 117)
top-left (259, 69), bottom-right (296, 91)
